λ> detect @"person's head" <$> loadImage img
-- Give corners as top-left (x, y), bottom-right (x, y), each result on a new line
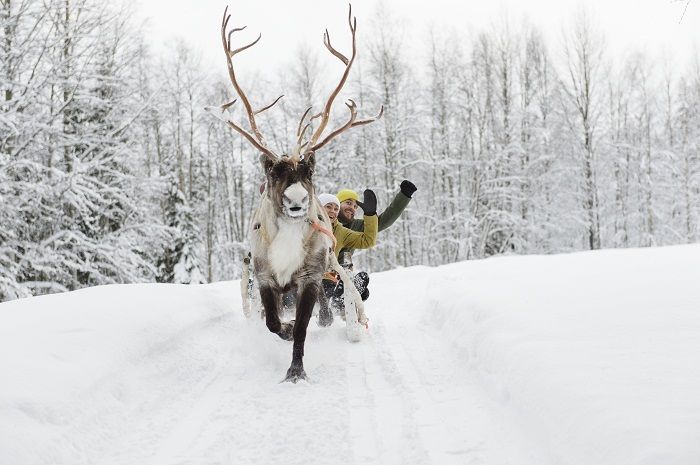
top-left (318, 193), bottom-right (340, 221)
top-left (336, 189), bottom-right (359, 223)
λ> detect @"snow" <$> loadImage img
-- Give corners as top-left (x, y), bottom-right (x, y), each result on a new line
top-left (2, 244), bottom-right (700, 465)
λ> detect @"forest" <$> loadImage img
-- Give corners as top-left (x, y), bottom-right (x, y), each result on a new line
top-left (2, 0), bottom-right (699, 301)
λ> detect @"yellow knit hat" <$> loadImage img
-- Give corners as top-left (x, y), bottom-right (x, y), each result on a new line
top-left (336, 189), bottom-right (359, 203)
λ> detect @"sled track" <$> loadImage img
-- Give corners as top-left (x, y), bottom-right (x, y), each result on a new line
top-left (37, 304), bottom-right (549, 465)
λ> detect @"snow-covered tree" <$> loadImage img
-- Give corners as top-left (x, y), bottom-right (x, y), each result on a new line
top-left (4, 2), bottom-right (700, 301)
top-left (560, 11), bottom-right (606, 250)
top-left (157, 179), bottom-right (204, 284)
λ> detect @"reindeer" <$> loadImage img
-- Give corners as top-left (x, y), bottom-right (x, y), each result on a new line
top-left (206, 5), bottom-right (383, 382)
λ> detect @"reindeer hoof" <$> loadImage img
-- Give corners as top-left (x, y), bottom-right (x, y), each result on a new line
top-left (277, 322), bottom-right (294, 341)
top-left (318, 307), bottom-right (334, 327)
top-left (318, 314), bottom-right (333, 327)
top-left (283, 364), bottom-right (307, 383)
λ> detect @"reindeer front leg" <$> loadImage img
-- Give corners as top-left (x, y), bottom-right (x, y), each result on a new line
top-left (259, 285), bottom-right (293, 341)
top-left (284, 280), bottom-right (319, 383)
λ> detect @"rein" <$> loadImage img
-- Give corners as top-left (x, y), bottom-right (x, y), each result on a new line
top-left (305, 218), bottom-right (337, 249)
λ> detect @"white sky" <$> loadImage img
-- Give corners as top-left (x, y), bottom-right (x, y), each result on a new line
top-left (134, 0), bottom-right (699, 78)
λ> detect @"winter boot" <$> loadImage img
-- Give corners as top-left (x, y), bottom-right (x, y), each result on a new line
top-left (353, 271), bottom-right (370, 301)
top-left (329, 279), bottom-right (346, 318)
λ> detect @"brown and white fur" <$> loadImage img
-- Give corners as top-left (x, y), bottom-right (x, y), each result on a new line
top-left (250, 154), bottom-right (364, 382)
top-left (208, 5), bottom-right (378, 382)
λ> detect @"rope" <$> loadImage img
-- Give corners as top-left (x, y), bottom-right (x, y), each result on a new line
top-left (311, 221), bottom-right (337, 249)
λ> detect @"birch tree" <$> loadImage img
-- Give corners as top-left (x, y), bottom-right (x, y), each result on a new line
top-left (561, 11), bottom-right (605, 249)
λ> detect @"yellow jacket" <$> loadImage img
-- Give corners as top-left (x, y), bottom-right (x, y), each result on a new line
top-left (331, 214), bottom-right (377, 259)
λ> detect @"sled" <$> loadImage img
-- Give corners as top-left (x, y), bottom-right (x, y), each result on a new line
top-left (240, 252), bottom-right (366, 341)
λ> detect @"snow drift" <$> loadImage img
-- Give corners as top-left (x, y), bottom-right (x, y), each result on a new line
top-left (1, 244), bottom-right (699, 465)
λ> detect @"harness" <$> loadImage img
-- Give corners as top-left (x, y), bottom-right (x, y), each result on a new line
top-left (305, 217), bottom-right (337, 250)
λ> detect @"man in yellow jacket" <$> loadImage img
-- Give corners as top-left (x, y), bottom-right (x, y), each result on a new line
top-left (318, 192), bottom-right (378, 259)
top-left (317, 191), bottom-right (377, 326)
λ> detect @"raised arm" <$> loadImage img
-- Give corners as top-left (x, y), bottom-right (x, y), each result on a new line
top-left (334, 190), bottom-right (378, 256)
top-left (377, 180), bottom-right (416, 231)
top-left (334, 214), bottom-right (378, 256)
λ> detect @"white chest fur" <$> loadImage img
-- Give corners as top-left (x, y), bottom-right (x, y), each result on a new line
top-left (267, 219), bottom-right (307, 286)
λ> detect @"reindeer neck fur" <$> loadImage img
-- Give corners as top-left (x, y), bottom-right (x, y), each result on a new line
top-left (267, 217), bottom-right (308, 287)
top-left (252, 194), bottom-right (329, 288)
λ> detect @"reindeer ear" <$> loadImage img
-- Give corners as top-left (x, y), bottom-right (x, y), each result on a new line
top-left (304, 151), bottom-right (316, 174)
top-left (260, 155), bottom-right (274, 173)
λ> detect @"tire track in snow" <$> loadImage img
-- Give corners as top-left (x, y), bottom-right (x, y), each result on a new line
top-left (80, 287), bottom-right (545, 465)
top-left (376, 307), bottom-right (549, 465)
top-left (155, 322), bottom-right (357, 465)
top-left (95, 313), bottom-right (243, 465)
top-left (345, 323), bottom-right (432, 464)
top-left (146, 318), bottom-right (242, 465)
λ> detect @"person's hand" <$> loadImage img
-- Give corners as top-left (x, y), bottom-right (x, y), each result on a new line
top-left (356, 189), bottom-right (377, 216)
top-left (400, 180), bottom-right (417, 198)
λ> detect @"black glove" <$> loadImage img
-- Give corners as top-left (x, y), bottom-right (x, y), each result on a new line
top-left (400, 180), bottom-right (417, 198)
top-left (356, 189), bottom-right (377, 216)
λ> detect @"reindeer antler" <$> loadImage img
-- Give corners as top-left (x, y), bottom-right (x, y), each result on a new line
top-left (205, 6), bottom-right (282, 161)
top-left (207, 4), bottom-right (382, 161)
top-left (297, 4), bottom-right (383, 156)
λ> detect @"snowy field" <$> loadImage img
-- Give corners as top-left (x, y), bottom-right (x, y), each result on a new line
top-left (1, 244), bottom-right (700, 465)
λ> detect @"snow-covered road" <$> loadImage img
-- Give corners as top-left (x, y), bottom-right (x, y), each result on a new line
top-left (3, 245), bottom-right (700, 465)
top-left (86, 282), bottom-right (543, 465)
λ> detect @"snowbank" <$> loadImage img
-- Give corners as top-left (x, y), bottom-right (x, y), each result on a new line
top-left (0, 282), bottom-right (238, 465)
top-left (1, 244), bottom-right (699, 465)
top-left (411, 245), bottom-right (700, 465)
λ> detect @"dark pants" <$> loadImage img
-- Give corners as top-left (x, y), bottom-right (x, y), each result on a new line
top-left (319, 271), bottom-right (370, 314)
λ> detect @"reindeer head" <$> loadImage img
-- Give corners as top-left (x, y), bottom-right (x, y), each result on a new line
top-left (206, 4), bottom-right (383, 222)
top-left (262, 154), bottom-right (316, 220)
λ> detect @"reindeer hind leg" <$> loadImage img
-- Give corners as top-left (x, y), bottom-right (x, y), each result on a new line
top-left (317, 279), bottom-right (335, 327)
